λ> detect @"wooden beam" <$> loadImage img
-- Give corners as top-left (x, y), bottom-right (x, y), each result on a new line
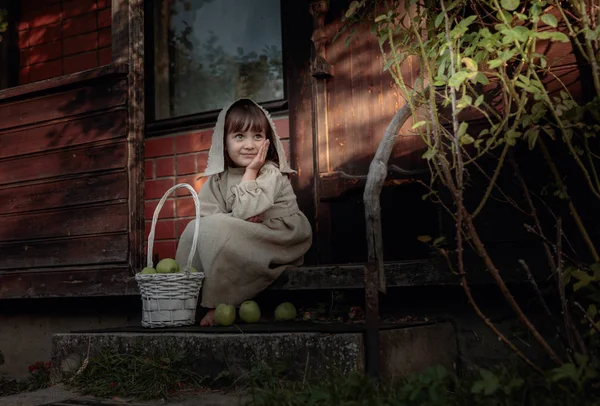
top-left (309, 0), bottom-right (333, 264)
top-left (112, 0), bottom-right (130, 64)
top-left (126, 0), bottom-right (146, 274)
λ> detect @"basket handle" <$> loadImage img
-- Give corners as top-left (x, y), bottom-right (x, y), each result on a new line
top-left (147, 183), bottom-right (200, 275)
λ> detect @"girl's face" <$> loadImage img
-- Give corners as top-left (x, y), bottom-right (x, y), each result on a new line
top-left (225, 129), bottom-right (268, 168)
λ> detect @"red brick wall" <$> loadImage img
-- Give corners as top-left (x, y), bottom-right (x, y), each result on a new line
top-left (144, 118), bottom-right (291, 262)
top-left (18, 0), bottom-right (112, 84)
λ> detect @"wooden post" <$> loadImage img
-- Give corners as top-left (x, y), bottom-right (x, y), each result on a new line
top-left (309, 0), bottom-right (333, 263)
top-left (112, 0), bottom-right (145, 274)
top-left (363, 94), bottom-right (421, 378)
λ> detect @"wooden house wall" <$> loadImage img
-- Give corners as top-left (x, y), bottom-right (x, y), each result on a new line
top-left (0, 66), bottom-right (138, 298)
top-left (0, 0), bottom-right (145, 299)
top-left (0, 0), bottom-right (592, 299)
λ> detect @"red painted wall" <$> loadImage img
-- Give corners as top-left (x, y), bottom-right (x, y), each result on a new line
top-left (18, 0), bottom-right (112, 84)
top-left (143, 121), bottom-right (291, 261)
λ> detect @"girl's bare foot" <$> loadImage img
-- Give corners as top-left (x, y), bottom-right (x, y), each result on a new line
top-left (200, 309), bottom-right (215, 326)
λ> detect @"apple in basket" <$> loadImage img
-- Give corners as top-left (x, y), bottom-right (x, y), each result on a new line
top-left (139, 267), bottom-right (156, 274)
top-left (156, 258), bottom-right (179, 273)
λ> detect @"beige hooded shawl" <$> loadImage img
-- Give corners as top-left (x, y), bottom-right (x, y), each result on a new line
top-left (175, 99), bottom-right (313, 308)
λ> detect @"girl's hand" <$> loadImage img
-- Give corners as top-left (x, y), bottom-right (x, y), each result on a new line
top-left (246, 140), bottom-right (269, 172)
top-left (246, 215), bottom-right (261, 223)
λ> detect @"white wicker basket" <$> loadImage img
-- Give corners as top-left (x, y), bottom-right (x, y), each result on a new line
top-left (135, 183), bottom-right (205, 328)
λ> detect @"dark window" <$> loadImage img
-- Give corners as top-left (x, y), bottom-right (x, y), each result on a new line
top-left (0, 0), bottom-right (18, 90)
top-left (146, 0), bottom-right (286, 131)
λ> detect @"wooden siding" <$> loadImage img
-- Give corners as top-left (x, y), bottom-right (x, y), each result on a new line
top-left (0, 65), bottom-right (137, 298)
top-left (298, 1), bottom-right (583, 264)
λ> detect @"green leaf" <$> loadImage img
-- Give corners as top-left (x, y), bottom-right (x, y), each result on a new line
top-left (584, 26), bottom-right (599, 41)
top-left (496, 10), bottom-right (512, 23)
top-left (448, 71), bottom-right (469, 90)
top-left (344, 35), bottom-right (352, 47)
top-left (435, 12), bottom-right (444, 28)
top-left (461, 57), bottom-right (477, 72)
top-left (374, 14), bottom-right (388, 23)
top-left (433, 236), bottom-right (446, 246)
top-left (541, 14), bottom-right (558, 28)
top-left (472, 369), bottom-right (500, 395)
top-left (345, 1), bottom-right (360, 18)
top-left (588, 304), bottom-right (598, 319)
top-left (571, 269), bottom-right (595, 291)
top-left (412, 121), bottom-right (427, 129)
top-left (488, 58), bottom-right (504, 69)
top-left (457, 122), bottom-right (469, 139)
top-left (515, 12), bottom-right (528, 21)
top-left (417, 235), bottom-right (433, 243)
top-left (473, 72), bottom-right (490, 85)
top-left (460, 134), bottom-right (475, 145)
top-left (501, 0), bottom-right (519, 11)
top-left (549, 363), bottom-right (579, 383)
top-left (475, 94), bottom-right (484, 107)
top-left (502, 26), bottom-right (531, 43)
top-left (422, 148), bottom-right (436, 160)
top-left (505, 129), bottom-right (522, 146)
top-left (551, 32), bottom-right (569, 42)
top-left (524, 127), bottom-right (540, 150)
top-left (457, 95), bottom-right (473, 109)
top-left (536, 31), bottom-right (554, 40)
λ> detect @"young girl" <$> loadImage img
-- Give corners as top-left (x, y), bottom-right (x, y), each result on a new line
top-left (175, 98), bottom-right (313, 326)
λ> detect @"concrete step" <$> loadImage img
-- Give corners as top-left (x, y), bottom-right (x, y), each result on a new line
top-left (51, 321), bottom-right (457, 383)
top-left (273, 256), bottom-right (529, 291)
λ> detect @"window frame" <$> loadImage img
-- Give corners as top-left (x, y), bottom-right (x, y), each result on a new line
top-left (144, 0), bottom-right (289, 136)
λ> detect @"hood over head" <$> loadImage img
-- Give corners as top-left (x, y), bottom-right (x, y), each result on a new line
top-left (201, 98), bottom-right (295, 178)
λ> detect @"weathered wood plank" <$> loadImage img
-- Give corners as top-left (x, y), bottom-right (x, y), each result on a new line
top-left (0, 79), bottom-right (127, 131)
top-left (0, 266), bottom-right (136, 298)
top-left (0, 172), bottom-right (128, 215)
top-left (0, 109), bottom-right (127, 159)
top-left (0, 233), bottom-right (129, 270)
top-left (0, 64), bottom-right (128, 102)
top-left (0, 141), bottom-right (127, 186)
top-left (0, 203), bottom-right (128, 243)
top-left (126, 0), bottom-right (146, 276)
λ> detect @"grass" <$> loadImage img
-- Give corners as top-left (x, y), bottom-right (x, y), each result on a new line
top-left (245, 360), bottom-right (600, 406)
top-left (0, 361), bottom-right (53, 397)
top-left (62, 343), bottom-right (600, 405)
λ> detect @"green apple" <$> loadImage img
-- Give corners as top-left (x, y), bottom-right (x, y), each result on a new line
top-left (140, 267), bottom-right (156, 274)
top-left (156, 258), bottom-right (179, 273)
top-left (239, 300), bottom-right (261, 323)
top-left (214, 304), bottom-right (236, 326)
top-left (275, 302), bottom-right (297, 321)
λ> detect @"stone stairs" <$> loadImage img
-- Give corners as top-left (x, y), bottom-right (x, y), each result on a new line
top-left (49, 256), bottom-right (531, 384)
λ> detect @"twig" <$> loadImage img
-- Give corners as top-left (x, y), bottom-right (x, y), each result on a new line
top-left (439, 250), bottom-right (543, 373)
top-left (510, 152), bottom-right (556, 271)
top-left (523, 224), bottom-right (578, 266)
top-left (518, 259), bottom-right (573, 355)
top-left (518, 260), bottom-right (555, 322)
top-left (462, 207), bottom-right (564, 365)
top-left (555, 219), bottom-right (578, 353)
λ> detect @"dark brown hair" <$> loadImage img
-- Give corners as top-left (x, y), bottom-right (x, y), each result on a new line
top-left (223, 99), bottom-right (278, 167)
